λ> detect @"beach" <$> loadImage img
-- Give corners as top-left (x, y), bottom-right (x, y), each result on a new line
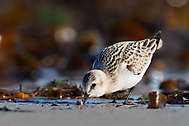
top-left (0, 100), bottom-right (188, 126)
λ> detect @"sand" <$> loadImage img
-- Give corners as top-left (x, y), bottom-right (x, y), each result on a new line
top-left (0, 100), bottom-right (188, 126)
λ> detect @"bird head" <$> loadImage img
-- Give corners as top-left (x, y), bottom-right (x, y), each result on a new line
top-left (82, 70), bottom-right (107, 100)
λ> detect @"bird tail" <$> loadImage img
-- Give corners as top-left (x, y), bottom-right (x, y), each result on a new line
top-left (150, 30), bottom-right (163, 50)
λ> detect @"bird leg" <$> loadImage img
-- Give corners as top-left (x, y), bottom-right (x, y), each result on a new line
top-left (123, 86), bottom-right (135, 105)
top-left (111, 93), bottom-right (118, 103)
top-left (110, 90), bottom-right (125, 103)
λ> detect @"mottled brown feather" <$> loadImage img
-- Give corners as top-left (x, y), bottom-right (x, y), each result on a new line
top-left (93, 39), bottom-right (158, 75)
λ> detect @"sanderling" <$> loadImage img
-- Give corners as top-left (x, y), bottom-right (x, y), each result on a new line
top-left (82, 31), bottom-right (163, 104)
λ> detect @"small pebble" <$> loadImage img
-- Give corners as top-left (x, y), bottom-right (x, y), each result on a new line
top-left (76, 100), bottom-right (84, 105)
top-left (127, 102), bottom-right (137, 105)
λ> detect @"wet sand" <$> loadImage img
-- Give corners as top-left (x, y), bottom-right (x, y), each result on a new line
top-left (0, 100), bottom-right (188, 126)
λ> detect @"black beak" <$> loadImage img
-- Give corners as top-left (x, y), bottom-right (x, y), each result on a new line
top-left (82, 92), bottom-right (89, 104)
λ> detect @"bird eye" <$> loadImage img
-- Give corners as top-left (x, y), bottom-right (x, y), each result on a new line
top-left (91, 83), bottom-right (96, 89)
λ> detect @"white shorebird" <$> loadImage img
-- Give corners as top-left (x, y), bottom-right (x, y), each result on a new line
top-left (82, 31), bottom-right (163, 104)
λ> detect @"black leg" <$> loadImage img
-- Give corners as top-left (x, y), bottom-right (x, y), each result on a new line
top-left (110, 93), bottom-right (117, 103)
top-left (123, 86), bottom-right (135, 105)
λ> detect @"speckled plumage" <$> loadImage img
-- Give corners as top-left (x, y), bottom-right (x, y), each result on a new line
top-left (82, 31), bottom-right (163, 98)
top-left (93, 39), bottom-right (158, 75)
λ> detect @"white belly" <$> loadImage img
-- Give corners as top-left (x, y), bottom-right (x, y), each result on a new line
top-left (110, 69), bottom-right (142, 93)
top-left (109, 59), bottom-right (152, 93)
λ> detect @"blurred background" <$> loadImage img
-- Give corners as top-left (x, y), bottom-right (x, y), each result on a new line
top-left (0, 0), bottom-right (189, 88)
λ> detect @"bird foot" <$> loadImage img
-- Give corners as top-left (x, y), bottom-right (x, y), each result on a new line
top-left (123, 101), bottom-right (127, 105)
top-left (110, 99), bottom-right (117, 103)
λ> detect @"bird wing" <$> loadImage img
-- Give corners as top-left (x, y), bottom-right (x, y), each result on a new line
top-left (121, 39), bottom-right (158, 75)
top-left (93, 38), bottom-right (159, 75)
top-left (92, 42), bottom-right (127, 74)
